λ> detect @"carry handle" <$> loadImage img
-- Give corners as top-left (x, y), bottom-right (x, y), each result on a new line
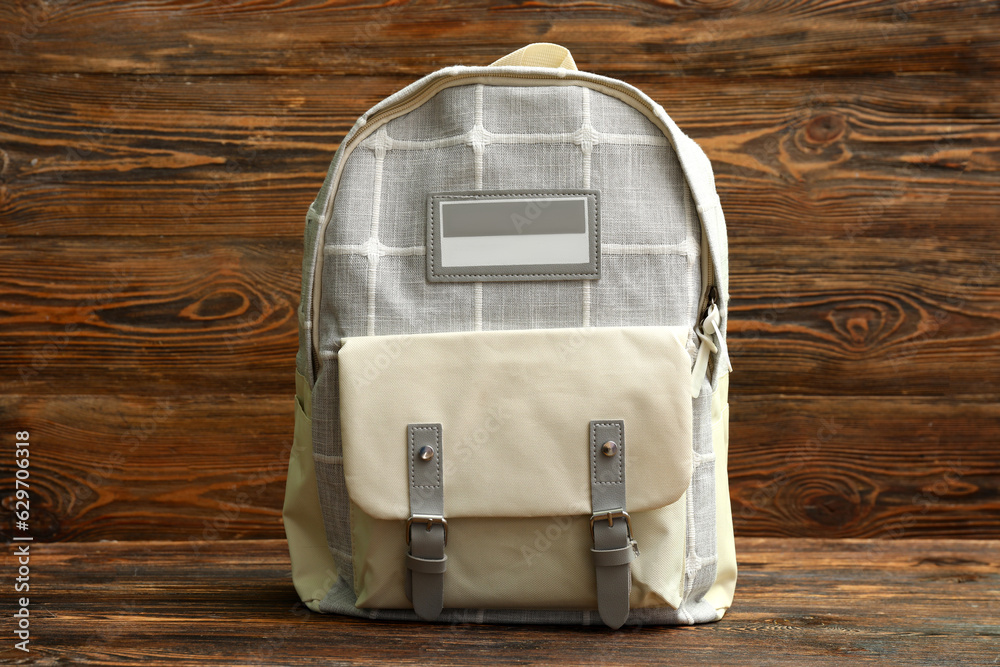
top-left (490, 43), bottom-right (578, 71)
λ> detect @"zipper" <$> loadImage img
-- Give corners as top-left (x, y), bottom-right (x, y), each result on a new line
top-left (691, 284), bottom-right (731, 398)
top-left (700, 285), bottom-right (718, 325)
top-left (311, 68), bottom-right (718, 359)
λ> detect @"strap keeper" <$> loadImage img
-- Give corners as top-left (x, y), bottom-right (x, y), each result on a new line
top-left (406, 552), bottom-right (448, 574)
top-left (591, 543), bottom-right (637, 568)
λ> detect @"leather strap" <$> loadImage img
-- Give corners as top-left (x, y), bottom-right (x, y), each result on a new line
top-left (591, 543), bottom-right (636, 567)
top-left (589, 420), bottom-right (635, 629)
top-left (406, 423), bottom-right (446, 621)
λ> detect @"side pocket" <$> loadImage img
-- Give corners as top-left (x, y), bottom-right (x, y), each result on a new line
top-left (705, 372), bottom-right (737, 616)
top-left (282, 370), bottom-right (338, 611)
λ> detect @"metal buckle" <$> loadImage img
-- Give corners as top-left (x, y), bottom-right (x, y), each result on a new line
top-left (589, 510), bottom-right (632, 540)
top-left (406, 515), bottom-right (448, 546)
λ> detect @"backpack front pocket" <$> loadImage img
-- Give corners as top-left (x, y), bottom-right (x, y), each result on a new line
top-left (338, 325), bottom-right (694, 617)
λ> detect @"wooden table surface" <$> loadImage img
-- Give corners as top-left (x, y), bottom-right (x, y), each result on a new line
top-left (2, 2), bottom-right (1000, 664)
top-left (4, 537), bottom-right (997, 665)
top-left (2, 0), bottom-right (1000, 547)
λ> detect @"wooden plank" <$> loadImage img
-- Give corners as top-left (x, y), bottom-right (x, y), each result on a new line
top-left (1, 1), bottom-right (998, 77)
top-left (727, 236), bottom-right (1000, 396)
top-left (2, 393), bottom-right (997, 542)
top-left (1, 236), bottom-right (997, 397)
top-left (2, 73), bottom-right (998, 239)
top-left (0, 394), bottom-right (292, 542)
top-left (2, 538), bottom-right (996, 664)
top-left (729, 395), bottom-right (1000, 539)
top-left (0, 73), bottom-right (357, 237)
top-left (0, 238), bottom-right (299, 396)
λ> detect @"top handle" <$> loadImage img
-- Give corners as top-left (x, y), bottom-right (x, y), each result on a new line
top-left (490, 43), bottom-right (578, 70)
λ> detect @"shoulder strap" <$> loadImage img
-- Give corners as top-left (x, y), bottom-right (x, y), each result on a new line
top-left (653, 111), bottom-right (731, 387)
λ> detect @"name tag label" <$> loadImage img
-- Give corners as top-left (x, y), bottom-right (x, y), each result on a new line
top-left (427, 190), bottom-right (600, 282)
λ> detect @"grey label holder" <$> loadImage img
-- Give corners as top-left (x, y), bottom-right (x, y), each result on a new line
top-left (427, 190), bottom-right (601, 282)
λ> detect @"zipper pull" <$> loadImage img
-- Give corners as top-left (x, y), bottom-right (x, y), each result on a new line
top-left (691, 289), bottom-right (730, 398)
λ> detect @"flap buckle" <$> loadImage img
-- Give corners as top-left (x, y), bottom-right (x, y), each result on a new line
top-left (589, 509), bottom-right (632, 540)
top-left (406, 515), bottom-right (448, 546)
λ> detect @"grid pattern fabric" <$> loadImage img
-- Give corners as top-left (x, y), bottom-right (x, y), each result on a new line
top-left (309, 80), bottom-right (719, 624)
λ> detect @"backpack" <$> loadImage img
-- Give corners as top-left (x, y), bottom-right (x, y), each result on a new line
top-left (283, 43), bottom-right (734, 629)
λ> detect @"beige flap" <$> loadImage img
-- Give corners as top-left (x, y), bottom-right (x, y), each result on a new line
top-left (339, 326), bottom-right (693, 521)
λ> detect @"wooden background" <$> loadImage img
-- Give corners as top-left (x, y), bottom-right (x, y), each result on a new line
top-left (1, 0), bottom-right (999, 544)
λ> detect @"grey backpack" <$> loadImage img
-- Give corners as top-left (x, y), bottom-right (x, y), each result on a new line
top-left (283, 43), bottom-right (734, 628)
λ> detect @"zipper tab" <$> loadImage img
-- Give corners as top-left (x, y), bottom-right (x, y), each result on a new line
top-left (691, 287), bottom-right (730, 398)
top-left (700, 285), bottom-right (718, 324)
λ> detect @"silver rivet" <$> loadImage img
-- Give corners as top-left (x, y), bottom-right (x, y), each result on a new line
top-left (418, 445), bottom-right (435, 461)
top-left (602, 441), bottom-right (618, 457)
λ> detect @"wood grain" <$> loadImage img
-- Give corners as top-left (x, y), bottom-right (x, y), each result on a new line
top-left (2, 393), bottom-right (998, 542)
top-left (1, 236), bottom-right (997, 397)
top-left (0, 238), bottom-right (299, 396)
top-left (2, 73), bottom-right (997, 239)
top-left (1, 1), bottom-right (998, 77)
top-left (0, 394), bottom-right (292, 543)
top-left (727, 237), bottom-right (1000, 396)
top-left (1, 0), bottom-right (999, 543)
top-left (1, 538), bottom-right (996, 665)
top-left (730, 395), bottom-right (1000, 539)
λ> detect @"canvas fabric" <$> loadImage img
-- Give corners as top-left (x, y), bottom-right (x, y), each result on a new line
top-left (337, 326), bottom-right (695, 521)
top-left (297, 67), bottom-right (730, 387)
top-left (292, 61), bottom-right (732, 625)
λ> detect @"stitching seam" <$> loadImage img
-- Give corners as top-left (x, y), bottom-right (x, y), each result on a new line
top-left (409, 425), bottom-right (441, 488)
top-left (591, 421), bottom-right (623, 485)
top-left (429, 192), bottom-right (600, 279)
